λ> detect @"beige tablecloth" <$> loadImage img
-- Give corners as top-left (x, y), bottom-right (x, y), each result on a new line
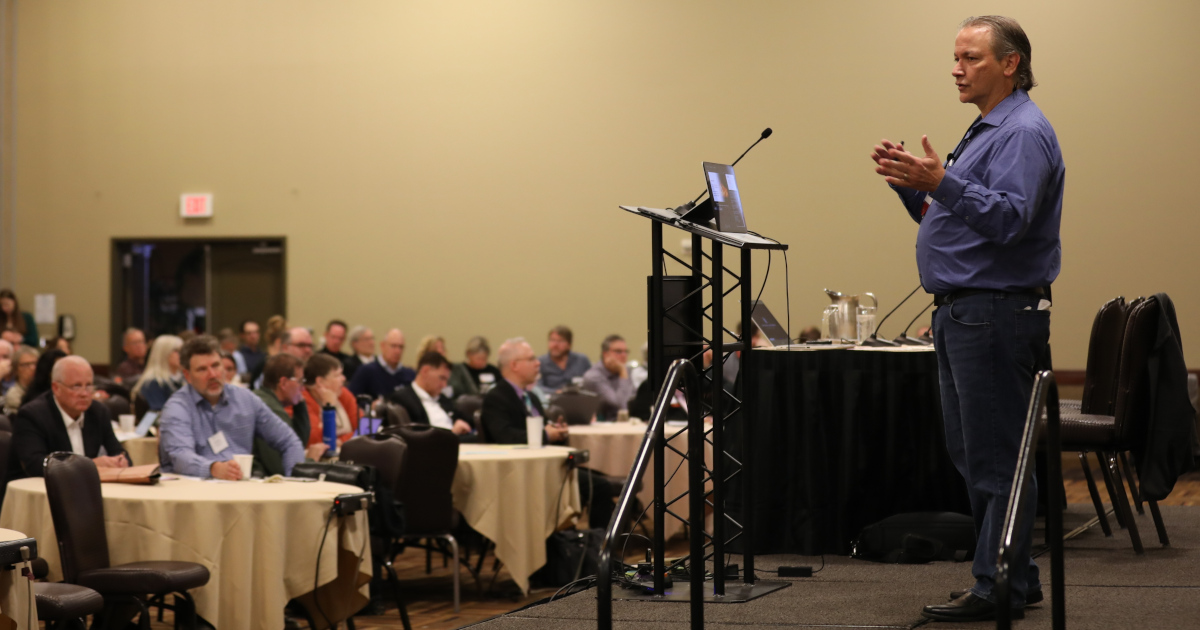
top-left (0, 477), bottom-right (370, 630)
top-left (569, 422), bottom-right (713, 539)
top-left (452, 444), bottom-right (580, 594)
top-left (122, 437), bottom-right (160, 466)
top-left (0, 529), bottom-right (36, 630)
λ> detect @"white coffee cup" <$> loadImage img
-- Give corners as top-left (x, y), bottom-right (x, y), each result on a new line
top-left (118, 414), bottom-right (136, 434)
top-left (233, 454), bottom-right (254, 480)
top-left (526, 416), bottom-right (543, 449)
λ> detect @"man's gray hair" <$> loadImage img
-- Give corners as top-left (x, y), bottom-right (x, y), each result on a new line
top-left (496, 337), bottom-right (528, 370)
top-left (601, 334), bottom-right (625, 354)
top-left (961, 15), bottom-right (1036, 92)
top-left (122, 327), bottom-right (144, 343)
top-left (50, 355), bottom-right (90, 382)
top-left (465, 335), bottom-right (491, 357)
top-left (348, 325), bottom-right (370, 343)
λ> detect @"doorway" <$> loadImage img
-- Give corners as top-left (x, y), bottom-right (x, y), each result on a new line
top-left (110, 238), bottom-right (286, 362)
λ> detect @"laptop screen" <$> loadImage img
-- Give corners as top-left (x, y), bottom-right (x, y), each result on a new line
top-left (751, 301), bottom-right (791, 347)
top-left (702, 162), bottom-right (748, 233)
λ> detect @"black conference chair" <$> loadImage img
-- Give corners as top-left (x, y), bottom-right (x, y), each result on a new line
top-left (43, 452), bottom-right (210, 630)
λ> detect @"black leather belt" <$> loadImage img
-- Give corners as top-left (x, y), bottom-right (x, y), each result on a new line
top-left (934, 287), bottom-right (1047, 307)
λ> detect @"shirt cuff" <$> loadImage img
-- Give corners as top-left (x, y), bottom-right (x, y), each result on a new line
top-left (932, 172), bottom-right (966, 211)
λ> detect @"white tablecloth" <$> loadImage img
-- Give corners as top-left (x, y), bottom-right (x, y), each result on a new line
top-left (452, 444), bottom-right (580, 593)
top-left (0, 476), bottom-right (370, 630)
top-left (0, 528), bottom-right (36, 630)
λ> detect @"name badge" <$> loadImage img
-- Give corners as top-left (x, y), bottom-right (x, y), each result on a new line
top-left (208, 431), bottom-right (230, 453)
top-left (479, 373), bottom-right (495, 384)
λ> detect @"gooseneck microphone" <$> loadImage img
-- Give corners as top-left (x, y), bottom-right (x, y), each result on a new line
top-left (894, 299), bottom-right (935, 345)
top-left (860, 283), bottom-right (923, 347)
top-left (682, 127), bottom-right (774, 208)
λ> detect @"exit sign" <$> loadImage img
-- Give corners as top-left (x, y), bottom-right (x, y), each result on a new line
top-left (180, 193), bottom-right (213, 218)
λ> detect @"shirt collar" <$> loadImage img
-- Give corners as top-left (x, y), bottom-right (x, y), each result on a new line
top-left (52, 396), bottom-right (85, 426)
top-left (182, 382), bottom-right (227, 408)
top-left (979, 89), bottom-right (1030, 129)
top-left (506, 378), bottom-right (528, 398)
top-left (377, 356), bottom-right (401, 375)
top-left (413, 382), bottom-right (437, 403)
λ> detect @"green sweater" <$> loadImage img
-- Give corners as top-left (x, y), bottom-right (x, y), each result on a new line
top-left (252, 388), bottom-right (310, 476)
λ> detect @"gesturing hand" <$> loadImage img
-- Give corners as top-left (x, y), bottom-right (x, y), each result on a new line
top-left (872, 135), bottom-right (945, 193)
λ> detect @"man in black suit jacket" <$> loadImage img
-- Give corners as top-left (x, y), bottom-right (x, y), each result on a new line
top-left (13, 356), bottom-right (129, 477)
top-left (480, 338), bottom-right (567, 445)
top-left (386, 351), bottom-right (476, 441)
top-left (481, 338), bottom-right (617, 528)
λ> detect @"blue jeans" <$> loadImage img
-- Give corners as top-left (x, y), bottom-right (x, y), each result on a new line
top-left (932, 292), bottom-right (1049, 606)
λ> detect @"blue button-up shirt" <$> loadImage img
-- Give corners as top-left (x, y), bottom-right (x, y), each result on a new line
top-left (891, 90), bottom-right (1064, 296)
top-left (160, 382), bottom-right (305, 477)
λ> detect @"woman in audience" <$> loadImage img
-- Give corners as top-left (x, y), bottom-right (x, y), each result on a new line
top-left (263, 315), bottom-right (288, 357)
top-left (20, 349), bottom-right (67, 407)
top-left (132, 334), bottom-right (184, 411)
top-left (0, 289), bottom-right (39, 349)
top-left (449, 335), bottom-right (503, 398)
top-left (43, 336), bottom-right (71, 354)
top-left (219, 351), bottom-right (246, 387)
top-left (3, 345), bottom-right (39, 414)
top-left (416, 334), bottom-right (447, 362)
top-left (301, 353), bottom-right (359, 447)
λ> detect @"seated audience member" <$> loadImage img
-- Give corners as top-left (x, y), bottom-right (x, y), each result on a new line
top-left (253, 354), bottom-right (326, 475)
top-left (1, 328), bottom-right (21, 346)
top-left (0, 289), bottom-right (39, 349)
top-left (386, 351), bottom-right (474, 439)
top-left (247, 315), bottom-right (288, 386)
top-left (250, 326), bottom-right (314, 388)
top-left (113, 327), bottom-right (148, 385)
top-left (480, 338), bottom-right (567, 445)
top-left (234, 319), bottom-right (264, 376)
top-left (44, 336), bottom-right (72, 354)
top-left (13, 355), bottom-right (129, 477)
top-left (449, 336), bottom-right (503, 398)
top-left (218, 328), bottom-right (240, 358)
top-left (219, 352), bottom-right (246, 387)
top-left (537, 325), bottom-right (591, 393)
top-left (3, 345), bottom-right (37, 415)
top-left (20, 349), bottom-right (66, 407)
top-left (160, 335), bottom-right (304, 480)
top-left (0, 340), bottom-right (12, 396)
top-left (302, 353), bottom-right (359, 447)
top-left (348, 328), bottom-right (415, 399)
top-left (582, 334), bottom-right (635, 420)
top-left (342, 326), bottom-right (375, 380)
top-left (799, 326), bottom-right (821, 342)
top-left (415, 335), bottom-right (447, 362)
top-left (481, 338), bottom-right (618, 527)
top-left (321, 320), bottom-right (351, 366)
top-left (131, 334), bottom-right (184, 411)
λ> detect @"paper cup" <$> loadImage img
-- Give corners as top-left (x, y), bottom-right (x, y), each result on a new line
top-left (233, 454), bottom-right (254, 480)
top-left (118, 414), bottom-right (136, 433)
top-left (526, 416), bottom-right (543, 448)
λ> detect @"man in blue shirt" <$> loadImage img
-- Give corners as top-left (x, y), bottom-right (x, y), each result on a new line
top-left (161, 335), bottom-right (305, 480)
top-left (537, 325), bottom-right (591, 392)
top-left (871, 15), bottom-right (1062, 623)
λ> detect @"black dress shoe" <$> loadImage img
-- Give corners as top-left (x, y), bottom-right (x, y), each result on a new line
top-left (922, 593), bottom-right (1024, 622)
top-left (949, 588), bottom-right (1043, 605)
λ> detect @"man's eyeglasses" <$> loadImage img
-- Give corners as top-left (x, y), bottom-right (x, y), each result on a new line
top-left (58, 383), bottom-right (96, 394)
top-left (288, 376), bottom-right (307, 385)
top-left (293, 343), bottom-right (315, 349)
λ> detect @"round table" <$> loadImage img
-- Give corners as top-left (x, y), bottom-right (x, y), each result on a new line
top-left (0, 528), bottom-right (36, 630)
top-left (0, 476), bottom-right (370, 630)
top-left (121, 437), bottom-right (160, 467)
top-left (452, 444), bottom-right (580, 594)
top-left (568, 422), bottom-right (712, 540)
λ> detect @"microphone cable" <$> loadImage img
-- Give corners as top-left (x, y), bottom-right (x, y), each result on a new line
top-left (875, 283), bottom-right (923, 338)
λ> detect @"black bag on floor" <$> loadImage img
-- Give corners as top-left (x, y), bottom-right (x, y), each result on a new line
top-left (529, 528), bottom-right (604, 588)
top-left (850, 512), bottom-right (975, 564)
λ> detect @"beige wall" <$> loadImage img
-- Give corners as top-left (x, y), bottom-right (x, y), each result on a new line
top-left (4, 0), bottom-right (1200, 369)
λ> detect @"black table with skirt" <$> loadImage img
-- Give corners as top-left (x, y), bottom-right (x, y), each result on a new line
top-left (726, 345), bottom-right (971, 556)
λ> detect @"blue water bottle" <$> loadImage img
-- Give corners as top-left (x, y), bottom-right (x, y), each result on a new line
top-left (322, 404), bottom-right (338, 457)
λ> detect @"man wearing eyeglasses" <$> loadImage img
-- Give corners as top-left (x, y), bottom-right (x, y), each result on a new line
top-left (581, 334), bottom-right (634, 421)
top-left (347, 328), bottom-right (416, 400)
top-left (13, 355), bottom-right (130, 477)
top-left (252, 353), bottom-right (325, 476)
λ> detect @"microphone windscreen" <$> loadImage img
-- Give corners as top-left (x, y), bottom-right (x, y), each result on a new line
top-left (761, 128), bottom-right (773, 139)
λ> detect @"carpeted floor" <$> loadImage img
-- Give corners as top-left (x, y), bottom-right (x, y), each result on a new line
top-left (468, 504), bottom-right (1200, 629)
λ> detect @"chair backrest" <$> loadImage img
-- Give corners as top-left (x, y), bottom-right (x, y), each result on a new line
top-left (43, 452), bottom-right (111, 583)
top-left (0, 414), bottom-right (11, 433)
top-left (453, 394), bottom-right (484, 424)
top-left (379, 401), bottom-right (412, 429)
top-left (339, 433), bottom-right (407, 492)
top-left (1112, 296), bottom-right (1160, 445)
top-left (1081, 296), bottom-right (1129, 415)
top-left (394, 425), bottom-right (460, 535)
top-left (103, 395), bottom-right (131, 419)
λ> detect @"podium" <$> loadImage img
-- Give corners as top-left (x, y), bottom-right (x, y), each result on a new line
top-left (620, 205), bottom-right (787, 600)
